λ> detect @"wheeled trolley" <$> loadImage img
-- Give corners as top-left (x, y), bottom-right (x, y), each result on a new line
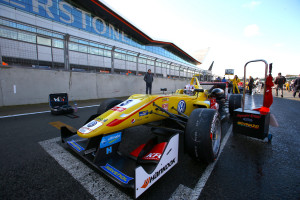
top-left (232, 60), bottom-right (273, 142)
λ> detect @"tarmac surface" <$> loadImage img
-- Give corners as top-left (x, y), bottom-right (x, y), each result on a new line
top-left (0, 90), bottom-right (299, 200)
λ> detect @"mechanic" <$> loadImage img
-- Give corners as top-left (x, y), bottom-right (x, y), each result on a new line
top-left (230, 75), bottom-right (240, 94)
top-left (285, 81), bottom-right (290, 92)
top-left (274, 72), bottom-right (286, 97)
top-left (144, 69), bottom-right (154, 94)
top-left (248, 76), bottom-right (254, 95)
top-left (293, 74), bottom-right (300, 98)
top-left (255, 77), bottom-right (262, 94)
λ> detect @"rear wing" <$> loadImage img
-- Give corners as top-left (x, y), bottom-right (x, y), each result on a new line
top-left (199, 82), bottom-right (228, 100)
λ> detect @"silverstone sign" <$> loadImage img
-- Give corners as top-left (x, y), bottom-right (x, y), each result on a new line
top-left (0, 0), bottom-right (129, 43)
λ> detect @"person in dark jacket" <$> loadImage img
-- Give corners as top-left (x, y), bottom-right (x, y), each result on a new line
top-left (248, 76), bottom-right (254, 95)
top-left (293, 74), bottom-right (300, 98)
top-left (144, 69), bottom-right (154, 94)
top-left (274, 72), bottom-right (286, 97)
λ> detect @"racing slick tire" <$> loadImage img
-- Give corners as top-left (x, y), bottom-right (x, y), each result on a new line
top-left (97, 98), bottom-right (123, 115)
top-left (229, 94), bottom-right (243, 116)
top-left (185, 108), bottom-right (222, 163)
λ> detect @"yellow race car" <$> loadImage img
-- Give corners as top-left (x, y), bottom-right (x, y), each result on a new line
top-left (61, 75), bottom-right (242, 198)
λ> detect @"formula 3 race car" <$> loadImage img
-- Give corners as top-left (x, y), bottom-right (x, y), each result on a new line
top-left (60, 75), bottom-right (242, 198)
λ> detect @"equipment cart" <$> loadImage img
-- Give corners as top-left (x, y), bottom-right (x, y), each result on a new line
top-left (232, 59), bottom-right (273, 142)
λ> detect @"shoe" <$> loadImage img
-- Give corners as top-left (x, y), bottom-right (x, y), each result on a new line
top-left (281, 95), bottom-right (283, 98)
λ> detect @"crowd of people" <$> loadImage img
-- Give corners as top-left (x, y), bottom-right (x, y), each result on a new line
top-left (215, 73), bottom-right (300, 98)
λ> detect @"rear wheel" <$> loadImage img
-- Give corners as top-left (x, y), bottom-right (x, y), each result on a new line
top-left (229, 94), bottom-right (243, 115)
top-left (185, 108), bottom-right (222, 163)
top-left (97, 98), bottom-right (123, 115)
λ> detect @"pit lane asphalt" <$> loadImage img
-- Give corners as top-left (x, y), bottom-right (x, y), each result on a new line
top-left (0, 94), bottom-right (299, 200)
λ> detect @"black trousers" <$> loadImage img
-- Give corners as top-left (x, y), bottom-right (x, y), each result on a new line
top-left (293, 85), bottom-right (300, 97)
top-left (249, 85), bottom-right (253, 94)
top-left (146, 82), bottom-right (152, 94)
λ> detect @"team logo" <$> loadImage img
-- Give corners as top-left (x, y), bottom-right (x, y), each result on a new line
top-left (119, 99), bottom-right (133, 107)
top-left (100, 132), bottom-right (122, 148)
top-left (139, 111), bottom-right (148, 117)
top-left (162, 103), bottom-right (169, 111)
top-left (111, 106), bottom-right (126, 112)
top-left (131, 119), bottom-right (135, 124)
top-left (67, 140), bottom-right (84, 152)
top-left (87, 121), bottom-right (97, 127)
top-left (177, 100), bottom-right (186, 113)
top-left (143, 153), bottom-right (161, 160)
top-left (162, 98), bottom-right (169, 102)
top-left (101, 164), bottom-right (133, 184)
top-left (78, 120), bottom-right (103, 134)
top-left (141, 158), bottom-right (176, 189)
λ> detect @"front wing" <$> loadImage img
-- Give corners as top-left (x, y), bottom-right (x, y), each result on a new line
top-left (61, 127), bottom-right (179, 198)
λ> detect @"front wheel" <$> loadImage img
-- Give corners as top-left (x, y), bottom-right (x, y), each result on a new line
top-left (97, 98), bottom-right (123, 115)
top-left (185, 108), bottom-right (222, 163)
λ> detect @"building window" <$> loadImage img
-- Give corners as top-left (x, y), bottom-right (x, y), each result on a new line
top-left (52, 39), bottom-right (64, 48)
top-left (78, 44), bottom-right (87, 53)
top-left (89, 47), bottom-right (99, 55)
top-left (18, 32), bottom-right (36, 43)
top-left (69, 42), bottom-right (78, 51)
top-left (0, 27), bottom-right (17, 39)
top-left (104, 50), bottom-right (111, 57)
top-left (37, 36), bottom-right (51, 46)
top-left (126, 55), bottom-right (136, 62)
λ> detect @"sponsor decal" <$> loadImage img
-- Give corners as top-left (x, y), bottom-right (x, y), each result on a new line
top-left (119, 99), bottom-right (141, 108)
top-left (141, 158), bottom-right (176, 189)
top-left (162, 103), bottom-right (169, 111)
top-left (106, 146), bottom-right (112, 154)
top-left (139, 110), bottom-right (148, 117)
top-left (87, 121), bottom-right (97, 127)
top-left (111, 99), bottom-right (141, 112)
top-left (111, 106), bottom-right (126, 112)
top-left (243, 118), bottom-right (253, 122)
top-left (236, 114), bottom-right (261, 119)
top-left (96, 117), bottom-right (108, 123)
top-left (162, 98), bottom-right (169, 102)
top-left (177, 100), bottom-right (186, 113)
top-left (100, 132), bottom-right (122, 148)
top-left (101, 164), bottom-right (133, 184)
top-left (78, 120), bottom-right (103, 134)
top-left (210, 98), bottom-right (219, 110)
top-left (67, 140), bottom-right (84, 152)
top-left (143, 153), bottom-right (161, 160)
top-left (237, 121), bottom-right (259, 129)
top-left (119, 99), bottom-right (133, 107)
top-left (131, 119), bottom-right (135, 124)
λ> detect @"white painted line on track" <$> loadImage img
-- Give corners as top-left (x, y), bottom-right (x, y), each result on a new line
top-left (0, 105), bottom-right (98, 119)
top-left (39, 137), bottom-right (131, 200)
top-left (0, 110), bottom-right (50, 118)
top-left (169, 124), bottom-right (233, 200)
